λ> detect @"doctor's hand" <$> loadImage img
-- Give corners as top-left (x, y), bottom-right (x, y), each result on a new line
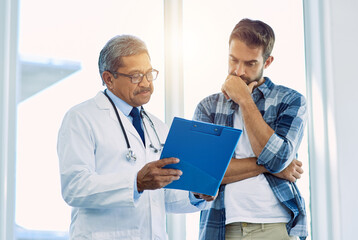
top-left (137, 158), bottom-right (182, 192)
top-left (272, 159), bottom-right (303, 182)
top-left (192, 191), bottom-right (218, 202)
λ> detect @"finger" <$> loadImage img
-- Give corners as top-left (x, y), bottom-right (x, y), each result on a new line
top-left (247, 81), bottom-right (257, 92)
top-left (158, 168), bottom-right (183, 176)
top-left (200, 194), bottom-right (214, 198)
top-left (222, 91), bottom-right (230, 100)
top-left (156, 158), bottom-right (179, 168)
top-left (153, 175), bottom-right (180, 184)
top-left (221, 86), bottom-right (230, 100)
top-left (202, 196), bottom-right (215, 201)
top-left (197, 193), bottom-right (216, 199)
top-left (296, 167), bottom-right (304, 174)
top-left (289, 176), bottom-right (296, 183)
top-left (157, 175), bottom-right (181, 187)
top-left (201, 196), bottom-right (215, 201)
top-left (293, 171), bottom-right (301, 180)
top-left (163, 175), bottom-right (181, 182)
top-left (294, 159), bottom-right (303, 167)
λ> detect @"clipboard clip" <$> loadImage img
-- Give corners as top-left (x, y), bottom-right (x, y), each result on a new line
top-left (190, 123), bottom-right (223, 136)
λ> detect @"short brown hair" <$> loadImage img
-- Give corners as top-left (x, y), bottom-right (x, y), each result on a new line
top-left (229, 18), bottom-right (275, 61)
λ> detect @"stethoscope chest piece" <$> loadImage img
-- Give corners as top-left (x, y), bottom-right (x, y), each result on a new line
top-left (126, 148), bottom-right (137, 162)
top-left (103, 90), bottom-right (163, 163)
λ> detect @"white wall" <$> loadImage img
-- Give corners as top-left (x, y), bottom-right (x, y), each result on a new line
top-left (304, 0), bottom-right (358, 239)
top-left (329, 0), bottom-right (358, 239)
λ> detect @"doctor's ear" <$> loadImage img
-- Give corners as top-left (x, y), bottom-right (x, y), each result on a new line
top-left (102, 71), bottom-right (114, 89)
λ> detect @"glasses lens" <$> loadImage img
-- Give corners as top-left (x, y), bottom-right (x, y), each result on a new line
top-left (146, 71), bottom-right (154, 81)
top-left (149, 70), bottom-right (158, 81)
top-left (131, 74), bottom-right (142, 83)
top-left (130, 70), bottom-right (158, 83)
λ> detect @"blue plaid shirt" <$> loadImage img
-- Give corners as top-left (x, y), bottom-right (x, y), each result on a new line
top-left (193, 77), bottom-right (308, 240)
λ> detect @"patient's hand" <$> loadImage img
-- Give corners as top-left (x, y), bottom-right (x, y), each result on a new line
top-left (273, 159), bottom-right (303, 182)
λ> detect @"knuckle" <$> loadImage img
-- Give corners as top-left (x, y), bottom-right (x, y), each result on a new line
top-left (153, 175), bottom-right (161, 182)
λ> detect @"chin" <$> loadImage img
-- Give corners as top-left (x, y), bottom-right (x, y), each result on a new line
top-left (140, 97), bottom-right (151, 106)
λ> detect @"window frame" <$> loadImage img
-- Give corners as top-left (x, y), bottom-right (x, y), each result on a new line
top-left (0, 0), bottom-right (19, 239)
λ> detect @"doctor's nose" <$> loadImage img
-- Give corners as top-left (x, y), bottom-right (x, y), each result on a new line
top-left (138, 75), bottom-right (151, 87)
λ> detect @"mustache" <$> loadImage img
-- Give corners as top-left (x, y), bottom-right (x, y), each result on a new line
top-left (134, 87), bottom-right (152, 95)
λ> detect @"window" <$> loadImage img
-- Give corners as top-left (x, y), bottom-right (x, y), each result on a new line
top-left (15, 0), bottom-right (165, 238)
top-left (13, 0), bottom-right (310, 239)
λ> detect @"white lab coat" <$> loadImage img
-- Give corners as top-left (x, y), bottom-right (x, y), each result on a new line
top-left (57, 92), bottom-right (207, 240)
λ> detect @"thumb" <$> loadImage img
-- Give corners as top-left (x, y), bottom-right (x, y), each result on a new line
top-left (248, 81), bottom-right (258, 93)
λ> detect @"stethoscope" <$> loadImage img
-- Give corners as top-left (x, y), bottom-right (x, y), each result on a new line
top-left (103, 90), bottom-right (164, 162)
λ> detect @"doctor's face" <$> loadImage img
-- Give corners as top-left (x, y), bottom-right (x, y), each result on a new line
top-left (107, 53), bottom-right (154, 107)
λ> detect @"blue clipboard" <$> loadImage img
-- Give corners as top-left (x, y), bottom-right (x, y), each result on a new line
top-left (161, 117), bottom-right (242, 196)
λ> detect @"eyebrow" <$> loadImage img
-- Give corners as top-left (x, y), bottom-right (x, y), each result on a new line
top-left (230, 55), bottom-right (258, 64)
top-left (245, 60), bottom-right (258, 64)
top-left (127, 68), bottom-right (153, 75)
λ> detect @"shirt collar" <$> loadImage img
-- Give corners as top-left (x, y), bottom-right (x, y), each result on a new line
top-left (252, 77), bottom-right (274, 101)
top-left (105, 89), bottom-right (140, 117)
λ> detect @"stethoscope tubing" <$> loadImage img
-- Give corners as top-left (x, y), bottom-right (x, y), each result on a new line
top-left (140, 110), bottom-right (164, 153)
top-left (104, 90), bottom-right (131, 150)
top-left (103, 90), bottom-right (163, 162)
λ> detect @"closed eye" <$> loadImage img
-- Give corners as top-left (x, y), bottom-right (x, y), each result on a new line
top-left (229, 56), bottom-right (238, 63)
top-left (245, 61), bottom-right (257, 67)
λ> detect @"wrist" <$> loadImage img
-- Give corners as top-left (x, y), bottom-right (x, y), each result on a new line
top-left (238, 96), bottom-right (255, 108)
top-left (260, 165), bottom-right (269, 174)
top-left (136, 178), bottom-right (143, 193)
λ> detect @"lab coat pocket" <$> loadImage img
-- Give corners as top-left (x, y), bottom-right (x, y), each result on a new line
top-left (92, 229), bottom-right (140, 240)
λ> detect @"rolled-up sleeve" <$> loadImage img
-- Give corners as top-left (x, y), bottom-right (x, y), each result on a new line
top-left (257, 94), bottom-right (307, 173)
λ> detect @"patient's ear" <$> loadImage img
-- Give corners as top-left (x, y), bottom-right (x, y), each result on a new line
top-left (264, 56), bottom-right (274, 69)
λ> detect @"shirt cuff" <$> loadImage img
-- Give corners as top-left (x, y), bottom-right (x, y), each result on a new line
top-left (188, 192), bottom-right (205, 207)
top-left (133, 173), bottom-right (143, 202)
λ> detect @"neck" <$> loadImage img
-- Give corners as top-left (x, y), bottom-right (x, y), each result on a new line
top-left (255, 77), bottom-right (266, 88)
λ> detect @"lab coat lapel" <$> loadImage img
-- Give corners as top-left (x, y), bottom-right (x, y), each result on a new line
top-left (94, 91), bottom-right (120, 124)
top-left (94, 91), bottom-right (145, 146)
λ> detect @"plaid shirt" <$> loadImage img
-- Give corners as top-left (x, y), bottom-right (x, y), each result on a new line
top-left (193, 77), bottom-right (308, 240)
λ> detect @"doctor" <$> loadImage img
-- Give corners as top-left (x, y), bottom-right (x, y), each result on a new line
top-left (57, 35), bottom-right (214, 240)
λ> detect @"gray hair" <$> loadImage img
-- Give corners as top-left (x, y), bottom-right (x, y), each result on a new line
top-left (98, 35), bottom-right (149, 85)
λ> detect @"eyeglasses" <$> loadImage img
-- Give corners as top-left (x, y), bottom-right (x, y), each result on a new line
top-left (108, 69), bottom-right (159, 84)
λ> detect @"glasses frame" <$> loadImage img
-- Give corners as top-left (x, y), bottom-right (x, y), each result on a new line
top-left (108, 69), bottom-right (159, 84)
